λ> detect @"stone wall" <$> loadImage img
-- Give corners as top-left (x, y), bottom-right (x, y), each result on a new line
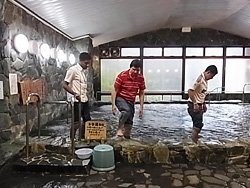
top-left (101, 28), bottom-right (250, 47)
top-left (0, 1), bottom-right (94, 142)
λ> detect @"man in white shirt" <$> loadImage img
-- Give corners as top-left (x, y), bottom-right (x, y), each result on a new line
top-left (62, 52), bottom-right (92, 139)
top-left (187, 65), bottom-right (218, 143)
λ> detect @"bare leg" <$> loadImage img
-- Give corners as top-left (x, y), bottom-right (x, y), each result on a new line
top-left (191, 127), bottom-right (200, 143)
top-left (116, 111), bottom-right (130, 136)
top-left (123, 124), bottom-right (132, 139)
top-left (116, 129), bottom-right (123, 136)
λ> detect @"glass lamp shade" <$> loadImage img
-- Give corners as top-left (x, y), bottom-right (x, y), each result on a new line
top-left (57, 50), bottom-right (65, 63)
top-left (28, 40), bottom-right (38, 54)
top-left (50, 48), bottom-right (57, 59)
top-left (69, 53), bottom-right (75, 64)
top-left (14, 34), bottom-right (29, 53)
top-left (40, 43), bottom-right (50, 58)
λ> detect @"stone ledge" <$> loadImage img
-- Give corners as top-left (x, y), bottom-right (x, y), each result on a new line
top-left (1, 135), bottom-right (250, 172)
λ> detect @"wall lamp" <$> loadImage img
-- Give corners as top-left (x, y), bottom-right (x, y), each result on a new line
top-left (14, 34), bottom-right (29, 53)
top-left (50, 48), bottom-right (57, 59)
top-left (69, 53), bottom-right (75, 64)
top-left (28, 40), bottom-right (38, 54)
top-left (57, 50), bottom-right (66, 63)
top-left (40, 43), bottom-right (50, 59)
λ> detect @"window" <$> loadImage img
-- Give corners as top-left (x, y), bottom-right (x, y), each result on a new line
top-left (225, 59), bottom-right (250, 93)
top-left (186, 47), bottom-right (203, 56)
top-left (143, 48), bottom-right (162, 56)
top-left (121, 48), bottom-right (140, 56)
top-left (185, 59), bottom-right (223, 93)
top-left (205, 47), bottom-right (223, 56)
top-left (245, 48), bottom-right (250, 56)
top-left (101, 59), bottom-right (132, 92)
top-left (164, 47), bottom-right (182, 56)
top-left (226, 47), bottom-right (243, 56)
top-left (143, 59), bottom-right (182, 92)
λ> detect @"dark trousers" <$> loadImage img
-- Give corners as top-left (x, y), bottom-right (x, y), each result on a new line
top-left (73, 101), bottom-right (91, 136)
top-left (115, 97), bottom-right (135, 129)
top-left (187, 101), bottom-right (204, 130)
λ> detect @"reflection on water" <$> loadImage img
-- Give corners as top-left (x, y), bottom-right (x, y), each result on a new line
top-left (91, 103), bottom-right (250, 141)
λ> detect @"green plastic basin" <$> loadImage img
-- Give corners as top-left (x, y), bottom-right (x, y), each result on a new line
top-left (92, 144), bottom-right (115, 171)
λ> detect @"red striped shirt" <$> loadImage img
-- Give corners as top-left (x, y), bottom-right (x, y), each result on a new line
top-left (114, 70), bottom-right (146, 102)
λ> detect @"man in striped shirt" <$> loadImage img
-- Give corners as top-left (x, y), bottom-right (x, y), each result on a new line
top-left (111, 59), bottom-right (146, 139)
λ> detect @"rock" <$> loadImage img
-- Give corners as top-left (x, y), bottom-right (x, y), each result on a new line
top-left (30, 142), bottom-right (46, 153)
top-left (230, 182), bottom-right (246, 188)
top-left (12, 58), bottom-right (25, 70)
top-left (214, 174), bottom-right (230, 182)
top-left (184, 170), bottom-right (199, 175)
top-left (172, 173), bottom-right (183, 180)
top-left (0, 129), bottom-right (12, 141)
top-left (172, 179), bottom-right (183, 187)
top-left (201, 176), bottom-right (226, 186)
top-left (153, 142), bottom-right (170, 163)
top-left (228, 155), bottom-right (248, 164)
top-left (0, 113), bottom-right (11, 130)
top-left (187, 175), bottom-right (200, 185)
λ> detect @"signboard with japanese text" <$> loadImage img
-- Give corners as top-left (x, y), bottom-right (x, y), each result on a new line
top-left (0, 81), bottom-right (3, 99)
top-left (9, 73), bottom-right (18, 95)
top-left (19, 78), bottom-right (47, 104)
top-left (85, 120), bottom-right (107, 140)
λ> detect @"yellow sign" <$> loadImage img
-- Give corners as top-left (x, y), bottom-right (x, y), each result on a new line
top-left (85, 120), bottom-right (107, 140)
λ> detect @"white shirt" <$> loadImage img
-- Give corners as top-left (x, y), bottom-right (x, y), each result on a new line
top-left (188, 73), bottom-right (208, 104)
top-left (64, 63), bottom-right (88, 102)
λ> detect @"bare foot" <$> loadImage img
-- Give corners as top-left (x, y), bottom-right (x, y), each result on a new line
top-left (191, 135), bottom-right (198, 143)
top-left (116, 129), bottom-right (123, 137)
top-left (124, 135), bottom-right (131, 139)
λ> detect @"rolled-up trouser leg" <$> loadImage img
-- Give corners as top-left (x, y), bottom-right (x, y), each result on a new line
top-left (187, 102), bottom-right (204, 131)
top-left (119, 111), bottom-right (131, 129)
top-left (123, 124), bottom-right (132, 138)
top-left (115, 97), bottom-right (134, 130)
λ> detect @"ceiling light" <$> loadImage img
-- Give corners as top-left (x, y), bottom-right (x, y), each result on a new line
top-left (14, 34), bottom-right (29, 53)
top-left (100, 48), bottom-right (110, 57)
top-left (182, 27), bottom-right (191, 33)
top-left (40, 43), bottom-right (50, 58)
top-left (110, 47), bottom-right (120, 57)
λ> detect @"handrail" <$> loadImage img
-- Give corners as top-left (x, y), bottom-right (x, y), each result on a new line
top-left (69, 95), bottom-right (83, 158)
top-left (242, 83), bottom-right (250, 103)
top-left (70, 96), bottom-right (75, 158)
top-left (26, 93), bottom-right (41, 159)
top-left (207, 87), bottom-right (225, 104)
top-left (44, 101), bottom-right (69, 124)
top-left (96, 90), bottom-right (186, 101)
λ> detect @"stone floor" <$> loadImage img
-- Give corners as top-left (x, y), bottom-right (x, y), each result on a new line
top-left (1, 162), bottom-right (250, 188)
